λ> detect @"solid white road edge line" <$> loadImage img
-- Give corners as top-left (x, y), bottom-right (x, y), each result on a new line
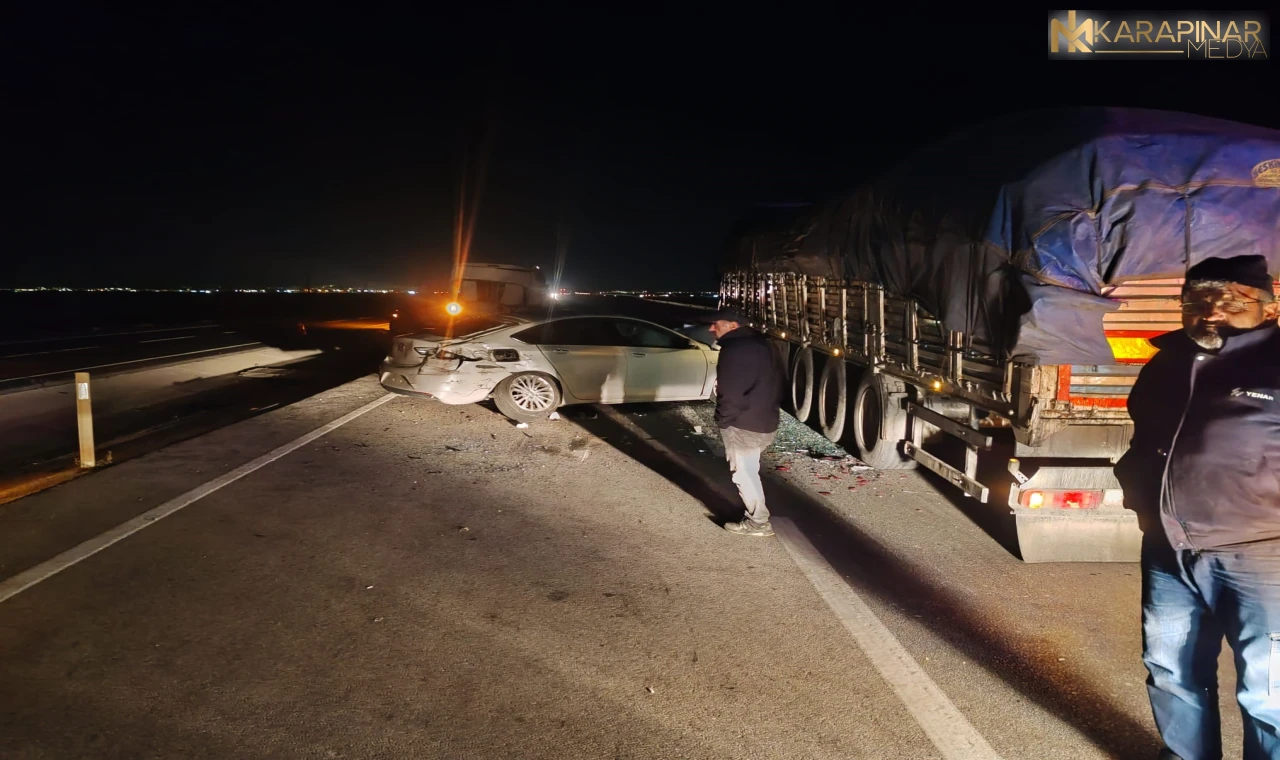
top-left (1, 345), bottom-right (100, 359)
top-left (772, 517), bottom-right (1005, 760)
top-left (138, 335), bottom-right (196, 343)
top-left (0, 393), bottom-right (399, 605)
top-left (593, 404), bottom-right (1003, 760)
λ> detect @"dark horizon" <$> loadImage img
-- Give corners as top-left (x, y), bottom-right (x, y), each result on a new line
top-left (8, 7), bottom-right (1278, 292)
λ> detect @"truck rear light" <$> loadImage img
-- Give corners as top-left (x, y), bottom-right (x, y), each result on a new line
top-left (1020, 489), bottom-right (1101, 510)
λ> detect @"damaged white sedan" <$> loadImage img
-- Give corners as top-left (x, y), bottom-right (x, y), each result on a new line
top-left (379, 314), bottom-right (719, 422)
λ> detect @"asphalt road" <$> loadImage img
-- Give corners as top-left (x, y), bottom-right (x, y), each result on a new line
top-left (0, 374), bottom-right (1251, 759)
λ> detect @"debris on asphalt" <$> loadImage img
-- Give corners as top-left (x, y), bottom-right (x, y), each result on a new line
top-left (672, 399), bottom-right (898, 496)
top-left (645, 686), bottom-right (656, 694)
top-left (548, 412), bottom-right (561, 420)
top-left (516, 422), bottom-right (530, 429)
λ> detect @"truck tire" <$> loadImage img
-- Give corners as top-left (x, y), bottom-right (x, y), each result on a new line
top-left (790, 348), bottom-right (815, 422)
top-left (493, 372), bottom-right (562, 423)
top-left (817, 357), bottom-right (847, 443)
top-left (851, 372), bottom-right (918, 470)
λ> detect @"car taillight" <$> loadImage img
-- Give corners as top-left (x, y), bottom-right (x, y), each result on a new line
top-left (1020, 490), bottom-right (1101, 510)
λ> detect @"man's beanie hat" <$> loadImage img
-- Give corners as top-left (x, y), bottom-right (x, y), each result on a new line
top-left (1186, 255), bottom-right (1274, 292)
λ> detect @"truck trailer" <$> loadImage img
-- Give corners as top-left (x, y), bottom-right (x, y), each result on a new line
top-left (718, 108), bottom-right (1280, 563)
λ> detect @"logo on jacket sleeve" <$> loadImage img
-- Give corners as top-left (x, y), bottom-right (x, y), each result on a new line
top-left (1232, 388), bottom-right (1276, 401)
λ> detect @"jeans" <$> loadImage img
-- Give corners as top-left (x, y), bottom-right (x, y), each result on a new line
top-left (1142, 537), bottom-right (1280, 759)
top-left (721, 426), bottom-right (775, 524)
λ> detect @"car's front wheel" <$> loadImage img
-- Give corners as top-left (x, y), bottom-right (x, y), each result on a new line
top-left (493, 372), bottom-right (561, 423)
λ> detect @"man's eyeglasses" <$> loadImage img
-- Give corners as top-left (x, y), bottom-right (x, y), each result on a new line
top-left (1180, 298), bottom-right (1264, 315)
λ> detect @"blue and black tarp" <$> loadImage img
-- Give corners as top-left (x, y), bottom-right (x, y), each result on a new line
top-left (722, 107), bottom-right (1280, 365)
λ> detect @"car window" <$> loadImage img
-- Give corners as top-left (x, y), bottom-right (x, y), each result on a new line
top-left (512, 318), bottom-right (615, 346)
top-left (606, 319), bottom-right (691, 349)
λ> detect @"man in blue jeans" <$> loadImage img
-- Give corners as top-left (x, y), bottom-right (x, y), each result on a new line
top-left (1116, 254), bottom-right (1280, 759)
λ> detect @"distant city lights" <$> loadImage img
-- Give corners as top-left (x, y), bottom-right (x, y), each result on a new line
top-left (0, 286), bottom-right (721, 299)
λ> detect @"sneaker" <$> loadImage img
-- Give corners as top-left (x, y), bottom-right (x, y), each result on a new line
top-left (724, 519), bottom-right (774, 537)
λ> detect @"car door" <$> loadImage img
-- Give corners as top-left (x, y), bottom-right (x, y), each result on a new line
top-left (607, 318), bottom-right (711, 401)
top-left (514, 317), bottom-right (628, 403)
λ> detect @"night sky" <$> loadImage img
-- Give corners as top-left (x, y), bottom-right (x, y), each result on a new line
top-left (8, 6), bottom-right (1277, 291)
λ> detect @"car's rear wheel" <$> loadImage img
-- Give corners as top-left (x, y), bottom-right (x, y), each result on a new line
top-left (493, 372), bottom-right (561, 423)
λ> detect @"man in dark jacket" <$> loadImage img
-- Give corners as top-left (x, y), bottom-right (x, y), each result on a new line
top-left (701, 309), bottom-right (784, 537)
top-left (1115, 254), bottom-right (1280, 760)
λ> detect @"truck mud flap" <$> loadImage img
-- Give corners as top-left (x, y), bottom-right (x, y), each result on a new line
top-left (1009, 463), bottom-right (1141, 563)
top-left (1014, 511), bottom-right (1141, 563)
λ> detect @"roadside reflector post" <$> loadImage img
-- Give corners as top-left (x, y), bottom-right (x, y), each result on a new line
top-left (75, 372), bottom-right (96, 469)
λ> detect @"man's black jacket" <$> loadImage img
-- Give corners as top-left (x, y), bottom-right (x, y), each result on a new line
top-left (713, 327), bottom-right (783, 434)
top-left (1115, 322), bottom-right (1280, 552)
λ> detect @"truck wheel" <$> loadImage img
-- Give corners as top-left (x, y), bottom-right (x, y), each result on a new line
top-left (493, 372), bottom-right (561, 423)
top-left (817, 357), bottom-right (847, 443)
top-left (790, 348), bottom-right (815, 422)
top-left (851, 372), bottom-right (918, 470)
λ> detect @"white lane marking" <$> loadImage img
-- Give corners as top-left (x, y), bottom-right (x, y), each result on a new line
top-left (772, 518), bottom-right (1004, 760)
top-left (622, 295), bottom-right (717, 311)
top-left (2, 342), bottom-right (263, 382)
top-left (2, 345), bottom-right (99, 359)
top-left (138, 335), bottom-right (195, 344)
top-left (0, 324), bottom-right (222, 347)
top-left (0, 393), bottom-right (398, 605)
top-left (592, 405), bottom-right (1002, 760)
